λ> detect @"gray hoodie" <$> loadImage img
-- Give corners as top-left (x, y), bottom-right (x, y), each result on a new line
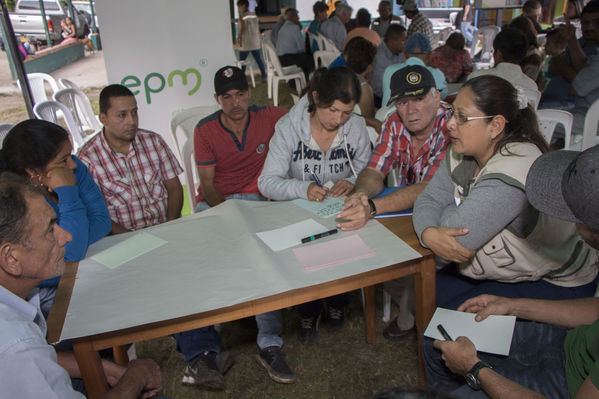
top-left (258, 96), bottom-right (372, 200)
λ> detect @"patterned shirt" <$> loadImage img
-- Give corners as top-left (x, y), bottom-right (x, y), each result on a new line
top-left (429, 48), bottom-right (473, 83)
top-left (78, 129), bottom-right (183, 231)
top-left (368, 102), bottom-right (452, 185)
top-left (407, 12), bottom-right (434, 46)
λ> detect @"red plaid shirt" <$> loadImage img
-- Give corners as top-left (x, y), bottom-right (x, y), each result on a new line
top-left (368, 103), bottom-right (452, 186)
top-left (428, 48), bottom-right (473, 83)
top-left (78, 129), bottom-right (183, 231)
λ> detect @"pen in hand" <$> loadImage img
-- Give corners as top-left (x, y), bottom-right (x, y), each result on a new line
top-left (437, 324), bottom-right (453, 341)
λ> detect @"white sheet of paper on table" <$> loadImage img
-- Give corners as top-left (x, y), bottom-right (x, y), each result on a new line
top-left (424, 307), bottom-right (516, 356)
top-left (91, 232), bottom-right (167, 269)
top-left (292, 196), bottom-right (345, 218)
top-left (256, 219), bottom-right (327, 251)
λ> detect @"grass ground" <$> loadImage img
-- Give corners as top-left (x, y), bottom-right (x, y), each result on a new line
top-left (0, 77), bottom-right (420, 399)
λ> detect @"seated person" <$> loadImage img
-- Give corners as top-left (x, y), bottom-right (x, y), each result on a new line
top-left (467, 28), bottom-right (540, 105)
top-left (413, 75), bottom-right (598, 312)
top-left (320, 3), bottom-right (353, 51)
top-left (371, 0), bottom-right (402, 38)
top-left (0, 120), bottom-right (111, 317)
top-left (509, 15), bottom-right (545, 88)
top-left (425, 144), bottom-right (599, 399)
top-left (343, 37), bottom-right (380, 132)
top-left (276, 8), bottom-right (314, 79)
top-left (344, 8), bottom-right (381, 48)
top-left (0, 173), bottom-right (163, 398)
top-left (428, 32), bottom-right (473, 83)
top-left (61, 17), bottom-right (94, 52)
top-left (258, 67), bottom-right (371, 343)
top-left (337, 65), bottom-right (452, 340)
top-left (381, 33), bottom-right (448, 106)
top-left (403, 0), bottom-right (434, 45)
top-left (539, 28), bottom-right (571, 106)
top-left (372, 24), bottom-right (407, 107)
top-left (522, 0), bottom-right (546, 34)
top-left (307, 1), bottom-right (329, 52)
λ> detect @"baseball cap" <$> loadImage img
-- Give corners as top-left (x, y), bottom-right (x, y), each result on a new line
top-left (402, 0), bottom-right (418, 12)
top-left (526, 145), bottom-right (599, 231)
top-left (387, 64), bottom-right (435, 105)
top-left (405, 33), bottom-right (432, 54)
top-left (214, 66), bottom-right (248, 96)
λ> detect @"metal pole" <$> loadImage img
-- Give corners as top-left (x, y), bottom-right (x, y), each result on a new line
top-left (89, 0), bottom-right (97, 33)
top-left (0, 0), bottom-right (35, 118)
top-left (66, 0), bottom-right (75, 20)
top-left (37, 0), bottom-right (52, 48)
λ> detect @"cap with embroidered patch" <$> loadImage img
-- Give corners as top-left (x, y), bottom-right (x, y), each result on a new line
top-left (387, 64), bottom-right (435, 105)
top-left (214, 66), bottom-right (248, 95)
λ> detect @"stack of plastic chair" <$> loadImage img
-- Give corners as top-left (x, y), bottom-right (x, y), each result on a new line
top-left (54, 88), bottom-right (103, 137)
top-left (33, 100), bottom-right (87, 152)
top-left (537, 109), bottom-right (574, 149)
top-left (17, 73), bottom-right (60, 104)
top-left (0, 123), bottom-right (13, 148)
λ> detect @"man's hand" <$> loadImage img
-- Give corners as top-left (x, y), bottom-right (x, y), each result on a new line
top-left (42, 167), bottom-right (76, 191)
top-left (458, 294), bottom-right (514, 322)
top-left (307, 182), bottom-right (329, 202)
top-left (101, 359), bottom-right (126, 387)
top-left (433, 336), bottom-right (480, 377)
top-left (127, 359), bottom-right (163, 399)
top-left (336, 192), bottom-right (370, 231)
top-left (421, 226), bottom-right (475, 263)
top-left (328, 180), bottom-right (353, 197)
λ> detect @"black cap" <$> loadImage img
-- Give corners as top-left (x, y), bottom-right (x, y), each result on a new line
top-left (387, 65), bottom-right (435, 105)
top-left (214, 66), bottom-right (248, 96)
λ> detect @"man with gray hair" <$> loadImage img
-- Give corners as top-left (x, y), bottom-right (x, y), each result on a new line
top-left (320, 3), bottom-right (353, 51)
top-left (276, 7), bottom-right (314, 78)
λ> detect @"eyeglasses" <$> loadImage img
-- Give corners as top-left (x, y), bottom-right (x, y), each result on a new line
top-left (448, 107), bottom-right (496, 125)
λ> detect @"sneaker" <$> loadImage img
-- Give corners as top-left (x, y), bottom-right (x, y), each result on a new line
top-left (255, 346), bottom-right (296, 384)
top-left (181, 351), bottom-right (233, 390)
top-left (326, 306), bottom-right (345, 333)
top-left (383, 317), bottom-right (415, 341)
top-left (298, 313), bottom-right (320, 343)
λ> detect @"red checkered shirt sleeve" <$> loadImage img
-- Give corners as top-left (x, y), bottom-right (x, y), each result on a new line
top-left (149, 132), bottom-right (183, 179)
top-left (194, 125), bottom-right (216, 168)
top-left (367, 114), bottom-right (401, 176)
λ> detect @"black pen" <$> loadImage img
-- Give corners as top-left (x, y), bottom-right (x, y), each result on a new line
top-left (301, 228), bottom-right (338, 244)
top-left (437, 324), bottom-right (453, 341)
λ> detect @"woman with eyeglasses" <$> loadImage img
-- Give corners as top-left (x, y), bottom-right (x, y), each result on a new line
top-left (413, 75), bottom-right (598, 310)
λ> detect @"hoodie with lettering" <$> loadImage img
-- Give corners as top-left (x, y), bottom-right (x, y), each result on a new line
top-left (258, 95), bottom-right (371, 200)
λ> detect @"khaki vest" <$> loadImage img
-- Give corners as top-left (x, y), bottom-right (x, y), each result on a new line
top-left (449, 142), bottom-right (598, 286)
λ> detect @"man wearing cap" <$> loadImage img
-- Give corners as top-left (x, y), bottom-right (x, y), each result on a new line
top-left (425, 144), bottom-right (599, 399)
top-left (381, 33), bottom-right (448, 106)
top-left (337, 65), bottom-right (452, 340)
top-left (403, 0), bottom-right (434, 45)
top-left (193, 66), bottom-right (294, 386)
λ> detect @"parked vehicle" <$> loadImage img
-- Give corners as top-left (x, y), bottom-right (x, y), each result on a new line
top-left (6, 0), bottom-right (89, 44)
top-left (73, 1), bottom-right (98, 30)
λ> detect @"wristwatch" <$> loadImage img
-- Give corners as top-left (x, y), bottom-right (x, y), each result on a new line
top-left (367, 198), bottom-right (377, 218)
top-left (465, 360), bottom-right (493, 390)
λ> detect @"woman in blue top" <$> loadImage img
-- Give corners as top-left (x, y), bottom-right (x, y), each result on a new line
top-left (1, 119), bottom-right (111, 316)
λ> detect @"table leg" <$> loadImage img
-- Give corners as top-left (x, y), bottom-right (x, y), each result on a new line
top-left (363, 284), bottom-right (376, 344)
top-left (72, 340), bottom-right (109, 399)
top-left (413, 256), bottom-right (436, 387)
top-left (113, 345), bottom-right (129, 366)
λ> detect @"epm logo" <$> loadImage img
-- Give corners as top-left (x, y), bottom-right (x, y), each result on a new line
top-left (121, 68), bottom-right (201, 105)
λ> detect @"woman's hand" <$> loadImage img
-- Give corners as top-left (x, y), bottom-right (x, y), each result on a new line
top-left (421, 226), bottom-right (475, 263)
top-left (328, 180), bottom-right (353, 197)
top-left (42, 167), bottom-right (76, 192)
top-left (307, 182), bottom-right (329, 202)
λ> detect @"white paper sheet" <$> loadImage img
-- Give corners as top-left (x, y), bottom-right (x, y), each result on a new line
top-left (424, 307), bottom-right (516, 355)
top-left (256, 219), bottom-right (327, 251)
top-left (292, 197), bottom-right (345, 218)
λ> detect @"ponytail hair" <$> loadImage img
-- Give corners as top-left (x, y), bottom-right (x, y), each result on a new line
top-left (1, 119), bottom-right (70, 176)
top-left (305, 66), bottom-right (361, 113)
top-left (463, 75), bottom-right (549, 154)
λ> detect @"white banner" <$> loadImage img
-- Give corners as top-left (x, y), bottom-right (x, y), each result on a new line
top-left (95, 0), bottom-right (235, 154)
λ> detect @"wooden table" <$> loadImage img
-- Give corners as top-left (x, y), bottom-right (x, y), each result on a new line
top-left (47, 217), bottom-right (435, 398)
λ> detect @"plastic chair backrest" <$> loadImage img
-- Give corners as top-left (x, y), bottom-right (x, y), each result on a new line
top-left (471, 25), bottom-right (500, 62)
top-left (33, 100), bottom-right (87, 152)
top-left (54, 88), bottom-right (102, 135)
top-left (262, 29), bottom-right (272, 45)
top-left (318, 33), bottom-right (339, 53)
top-left (170, 105), bottom-right (220, 157)
top-left (375, 104), bottom-right (395, 122)
top-left (0, 123), bottom-right (13, 148)
top-left (58, 78), bottom-right (81, 90)
top-left (536, 109), bottom-right (573, 149)
top-left (582, 97), bottom-right (599, 150)
top-left (263, 42), bottom-right (285, 76)
top-left (521, 86), bottom-right (542, 110)
top-left (182, 138), bottom-right (199, 211)
top-left (17, 73), bottom-right (60, 105)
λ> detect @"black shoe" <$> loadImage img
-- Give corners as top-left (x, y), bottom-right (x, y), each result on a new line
top-left (326, 306), bottom-right (345, 333)
top-left (256, 346), bottom-right (296, 384)
top-left (181, 351), bottom-right (233, 390)
top-left (298, 313), bottom-right (320, 343)
top-left (383, 317), bottom-right (415, 341)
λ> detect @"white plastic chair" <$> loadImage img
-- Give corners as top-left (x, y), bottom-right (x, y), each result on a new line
top-left (235, 58), bottom-right (256, 88)
top-left (471, 26), bottom-right (500, 70)
top-left (34, 100), bottom-right (87, 152)
top-left (58, 78), bottom-right (81, 90)
top-left (170, 105), bottom-right (221, 158)
top-left (0, 123), bottom-right (13, 148)
top-left (262, 41), bottom-right (306, 107)
top-left (536, 109), bottom-right (574, 149)
top-left (581, 98), bottom-right (599, 151)
top-left (522, 87), bottom-right (542, 110)
top-left (182, 138), bottom-right (200, 212)
top-left (17, 73), bottom-right (60, 105)
top-left (53, 88), bottom-right (103, 136)
top-left (436, 26), bottom-right (453, 47)
top-left (318, 33), bottom-right (340, 53)
top-left (313, 50), bottom-right (340, 68)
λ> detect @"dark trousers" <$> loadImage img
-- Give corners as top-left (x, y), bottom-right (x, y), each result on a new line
top-left (278, 52), bottom-right (314, 80)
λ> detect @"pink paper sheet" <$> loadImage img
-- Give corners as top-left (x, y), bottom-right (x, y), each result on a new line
top-left (293, 234), bottom-right (375, 271)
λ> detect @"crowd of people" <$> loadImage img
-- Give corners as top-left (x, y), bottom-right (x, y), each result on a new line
top-left (1, 0), bottom-right (599, 398)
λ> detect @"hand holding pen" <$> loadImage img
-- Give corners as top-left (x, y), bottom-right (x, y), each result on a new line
top-left (305, 165), bottom-right (328, 202)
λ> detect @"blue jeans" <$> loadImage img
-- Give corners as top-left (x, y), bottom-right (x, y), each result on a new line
top-left (239, 49), bottom-right (266, 79)
top-left (298, 293), bottom-right (350, 319)
top-left (424, 320), bottom-right (570, 399)
top-left (461, 21), bottom-right (474, 46)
